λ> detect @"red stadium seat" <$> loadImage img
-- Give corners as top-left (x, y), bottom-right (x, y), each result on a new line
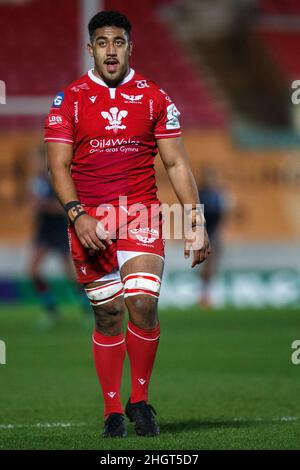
top-left (0, 0), bottom-right (225, 129)
top-left (105, 0), bottom-right (226, 127)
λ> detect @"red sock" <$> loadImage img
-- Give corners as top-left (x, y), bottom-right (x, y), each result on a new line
top-left (92, 329), bottom-right (126, 418)
top-left (126, 321), bottom-right (160, 404)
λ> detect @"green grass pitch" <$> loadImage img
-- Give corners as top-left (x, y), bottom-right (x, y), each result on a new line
top-left (0, 304), bottom-right (300, 450)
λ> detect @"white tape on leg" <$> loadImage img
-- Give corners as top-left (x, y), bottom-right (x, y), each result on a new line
top-left (85, 280), bottom-right (124, 306)
top-left (123, 272), bottom-right (161, 299)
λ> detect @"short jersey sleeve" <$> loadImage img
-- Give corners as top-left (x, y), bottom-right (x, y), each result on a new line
top-left (44, 91), bottom-right (74, 145)
top-left (154, 88), bottom-right (182, 140)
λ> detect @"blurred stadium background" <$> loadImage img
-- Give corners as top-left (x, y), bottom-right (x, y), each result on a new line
top-left (1, 0), bottom-right (300, 308)
top-left (1, 0), bottom-right (300, 451)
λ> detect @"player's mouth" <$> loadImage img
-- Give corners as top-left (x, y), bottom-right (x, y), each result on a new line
top-left (104, 59), bottom-right (119, 74)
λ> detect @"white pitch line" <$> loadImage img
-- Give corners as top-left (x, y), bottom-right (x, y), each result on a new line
top-left (0, 422), bottom-right (87, 430)
top-left (233, 417), bottom-right (299, 422)
top-left (0, 417), bottom-right (298, 430)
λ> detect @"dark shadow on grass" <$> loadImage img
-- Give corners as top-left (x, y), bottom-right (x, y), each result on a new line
top-left (159, 419), bottom-right (278, 434)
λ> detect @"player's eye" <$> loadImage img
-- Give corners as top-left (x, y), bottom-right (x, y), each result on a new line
top-left (115, 40), bottom-right (125, 47)
top-left (97, 41), bottom-right (106, 47)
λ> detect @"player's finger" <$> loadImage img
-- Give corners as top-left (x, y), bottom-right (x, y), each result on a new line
top-left (191, 250), bottom-right (201, 268)
top-left (201, 244), bottom-right (210, 261)
top-left (197, 248), bottom-right (208, 265)
top-left (85, 235), bottom-right (102, 251)
top-left (90, 232), bottom-right (106, 250)
top-left (201, 245), bottom-right (207, 259)
top-left (79, 237), bottom-right (89, 249)
top-left (201, 246), bottom-right (209, 263)
top-left (96, 222), bottom-right (112, 245)
top-left (93, 236), bottom-right (106, 251)
top-left (102, 230), bottom-right (112, 246)
top-left (205, 245), bottom-right (211, 259)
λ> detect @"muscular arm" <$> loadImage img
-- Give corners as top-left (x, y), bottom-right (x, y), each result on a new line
top-left (157, 137), bottom-right (210, 266)
top-left (46, 142), bottom-right (110, 251)
top-left (157, 137), bottom-right (199, 208)
top-left (46, 142), bottom-right (78, 206)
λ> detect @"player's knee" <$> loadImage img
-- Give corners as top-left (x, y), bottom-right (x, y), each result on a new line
top-left (93, 299), bottom-right (125, 335)
top-left (123, 272), bottom-right (161, 329)
top-left (125, 295), bottom-right (158, 330)
top-left (85, 280), bottom-right (125, 335)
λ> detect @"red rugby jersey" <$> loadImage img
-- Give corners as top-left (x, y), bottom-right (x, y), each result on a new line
top-left (44, 69), bottom-right (182, 207)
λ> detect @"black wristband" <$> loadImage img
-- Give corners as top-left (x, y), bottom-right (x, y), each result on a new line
top-left (64, 200), bottom-right (81, 213)
top-left (65, 201), bottom-right (86, 224)
top-left (73, 210), bottom-right (87, 225)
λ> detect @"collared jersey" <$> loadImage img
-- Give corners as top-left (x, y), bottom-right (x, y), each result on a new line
top-left (44, 68), bottom-right (181, 207)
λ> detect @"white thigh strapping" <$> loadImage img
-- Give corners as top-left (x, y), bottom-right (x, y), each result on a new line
top-left (123, 272), bottom-right (161, 299)
top-left (85, 280), bottom-right (123, 306)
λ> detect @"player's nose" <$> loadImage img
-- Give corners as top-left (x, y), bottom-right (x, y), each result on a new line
top-left (106, 42), bottom-right (117, 55)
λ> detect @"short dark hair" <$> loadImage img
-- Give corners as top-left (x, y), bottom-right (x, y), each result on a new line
top-left (88, 10), bottom-right (132, 41)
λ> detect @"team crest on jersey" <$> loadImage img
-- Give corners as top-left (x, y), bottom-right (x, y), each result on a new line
top-left (121, 93), bottom-right (143, 104)
top-left (130, 227), bottom-right (158, 245)
top-left (52, 92), bottom-right (64, 108)
top-left (136, 234), bottom-right (156, 244)
top-left (135, 80), bottom-right (149, 89)
top-left (101, 107), bottom-right (128, 132)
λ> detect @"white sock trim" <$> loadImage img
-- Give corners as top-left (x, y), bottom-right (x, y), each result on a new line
top-left (92, 336), bottom-right (125, 347)
top-left (127, 325), bottom-right (160, 342)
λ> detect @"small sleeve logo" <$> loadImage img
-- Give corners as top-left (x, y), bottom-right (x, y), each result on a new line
top-left (166, 103), bottom-right (180, 130)
top-left (52, 91), bottom-right (64, 108)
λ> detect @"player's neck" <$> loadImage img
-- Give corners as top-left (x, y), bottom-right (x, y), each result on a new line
top-left (92, 66), bottom-right (131, 88)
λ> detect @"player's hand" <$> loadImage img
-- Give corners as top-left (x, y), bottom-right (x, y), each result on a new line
top-left (184, 226), bottom-right (211, 268)
top-left (74, 214), bottom-right (112, 251)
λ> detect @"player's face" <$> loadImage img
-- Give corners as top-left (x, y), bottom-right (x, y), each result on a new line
top-left (88, 26), bottom-right (133, 86)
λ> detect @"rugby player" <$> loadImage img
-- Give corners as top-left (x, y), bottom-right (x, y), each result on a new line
top-left (45, 10), bottom-right (210, 438)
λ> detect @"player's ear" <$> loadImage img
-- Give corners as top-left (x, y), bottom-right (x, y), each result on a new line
top-left (87, 43), bottom-right (94, 58)
top-left (129, 41), bottom-right (133, 56)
